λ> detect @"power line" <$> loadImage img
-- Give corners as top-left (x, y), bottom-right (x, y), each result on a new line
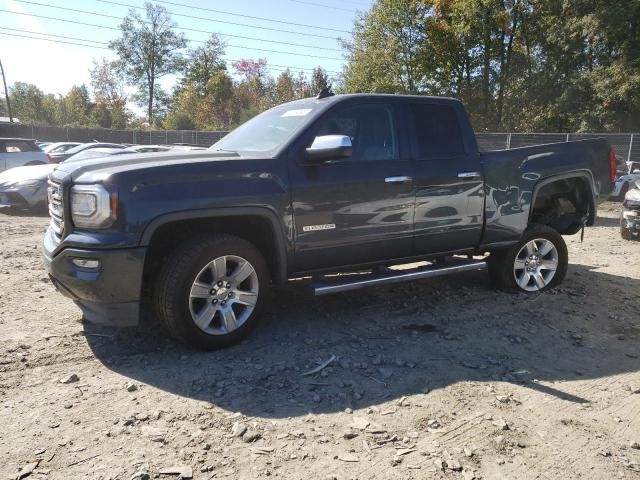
top-left (97, 0), bottom-right (350, 33)
top-left (288, 0), bottom-right (357, 13)
top-left (3, 22), bottom-right (342, 61)
top-left (1, 9), bottom-right (343, 52)
top-left (13, 0), bottom-right (342, 41)
top-left (0, 30), bottom-right (340, 75)
top-left (0, 31), bottom-right (107, 50)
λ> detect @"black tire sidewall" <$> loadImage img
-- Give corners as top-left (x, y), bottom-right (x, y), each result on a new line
top-left (157, 235), bottom-right (269, 350)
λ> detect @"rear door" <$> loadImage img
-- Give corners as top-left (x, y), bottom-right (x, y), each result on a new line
top-left (289, 100), bottom-right (415, 272)
top-left (408, 101), bottom-right (485, 254)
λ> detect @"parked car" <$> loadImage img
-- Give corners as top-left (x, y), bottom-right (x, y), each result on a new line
top-left (48, 142), bottom-right (126, 163)
top-left (43, 93), bottom-right (615, 350)
top-left (43, 142), bottom-right (82, 155)
top-left (0, 163), bottom-right (55, 208)
top-left (612, 161), bottom-right (640, 200)
top-left (620, 180), bottom-right (640, 240)
top-left (0, 138), bottom-right (49, 172)
top-left (0, 146), bottom-right (174, 209)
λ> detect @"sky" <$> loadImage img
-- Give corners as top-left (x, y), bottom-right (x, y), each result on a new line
top-left (0, 0), bottom-right (372, 112)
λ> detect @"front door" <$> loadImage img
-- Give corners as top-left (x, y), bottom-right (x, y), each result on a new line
top-left (289, 101), bottom-right (415, 272)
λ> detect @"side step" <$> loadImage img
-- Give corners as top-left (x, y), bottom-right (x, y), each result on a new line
top-left (312, 258), bottom-right (487, 296)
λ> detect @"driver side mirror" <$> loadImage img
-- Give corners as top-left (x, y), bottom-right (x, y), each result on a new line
top-left (304, 135), bottom-right (352, 163)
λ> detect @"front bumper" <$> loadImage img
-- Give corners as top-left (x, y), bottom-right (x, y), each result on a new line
top-left (42, 227), bottom-right (146, 327)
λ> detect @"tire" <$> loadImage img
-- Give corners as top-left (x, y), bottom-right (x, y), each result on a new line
top-left (488, 224), bottom-right (568, 292)
top-left (154, 234), bottom-right (270, 350)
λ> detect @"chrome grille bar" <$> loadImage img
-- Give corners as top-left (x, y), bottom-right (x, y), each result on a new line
top-left (47, 180), bottom-right (64, 236)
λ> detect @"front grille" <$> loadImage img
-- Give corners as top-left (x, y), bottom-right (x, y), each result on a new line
top-left (47, 180), bottom-right (64, 236)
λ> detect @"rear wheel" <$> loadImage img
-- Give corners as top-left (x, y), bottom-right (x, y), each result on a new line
top-left (154, 234), bottom-right (269, 350)
top-left (488, 224), bottom-right (568, 292)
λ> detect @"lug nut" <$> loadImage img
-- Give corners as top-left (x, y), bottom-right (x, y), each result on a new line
top-left (217, 281), bottom-right (223, 287)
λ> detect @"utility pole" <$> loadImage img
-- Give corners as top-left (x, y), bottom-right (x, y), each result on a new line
top-left (0, 59), bottom-right (13, 123)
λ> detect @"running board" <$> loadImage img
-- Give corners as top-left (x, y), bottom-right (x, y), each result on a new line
top-left (312, 259), bottom-right (487, 296)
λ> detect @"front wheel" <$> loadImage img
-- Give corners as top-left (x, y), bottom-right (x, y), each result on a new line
top-left (154, 234), bottom-right (269, 350)
top-left (488, 224), bottom-right (568, 292)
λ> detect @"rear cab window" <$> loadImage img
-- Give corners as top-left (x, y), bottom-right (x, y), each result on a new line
top-left (410, 103), bottom-right (466, 160)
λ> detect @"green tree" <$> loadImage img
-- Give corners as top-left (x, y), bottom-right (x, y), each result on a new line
top-left (341, 0), bottom-right (433, 94)
top-left (309, 67), bottom-right (330, 95)
top-left (164, 110), bottom-right (197, 130)
top-left (8, 82), bottom-right (55, 125)
top-left (109, 2), bottom-right (186, 125)
top-left (180, 34), bottom-right (226, 95)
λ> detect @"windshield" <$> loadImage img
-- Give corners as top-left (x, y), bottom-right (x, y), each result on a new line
top-left (210, 102), bottom-right (319, 157)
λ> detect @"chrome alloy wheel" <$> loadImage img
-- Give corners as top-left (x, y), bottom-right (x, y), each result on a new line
top-left (513, 238), bottom-right (559, 292)
top-left (188, 255), bottom-right (259, 335)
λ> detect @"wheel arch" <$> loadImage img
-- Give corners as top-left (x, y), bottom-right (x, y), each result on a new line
top-left (528, 171), bottom-right (596, 235)
top-left (140, 208), bottom-right (288, 286)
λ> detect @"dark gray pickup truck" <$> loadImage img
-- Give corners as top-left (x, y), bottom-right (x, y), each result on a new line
top-left (43, 93), bottom-right (616, 349)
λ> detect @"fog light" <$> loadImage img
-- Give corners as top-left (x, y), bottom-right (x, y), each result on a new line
top-left (72, 258), bottom-right (100, 269)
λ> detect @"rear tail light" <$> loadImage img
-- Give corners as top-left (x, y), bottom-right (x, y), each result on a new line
top-left (609, 148), bottom-right (616, 182)
top-left (47, 154), bottom-right (55, 164)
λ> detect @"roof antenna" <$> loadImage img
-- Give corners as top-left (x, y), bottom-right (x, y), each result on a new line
top-left (317, 84), bottom-right (334, 99)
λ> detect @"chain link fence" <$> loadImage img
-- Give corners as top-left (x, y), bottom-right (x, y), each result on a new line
top-left (0, 123), bottom-right (227, 147)
top-left (1, 123), bottom-right (638, 164)
top-left (475, 132), bottom-right (638, 165)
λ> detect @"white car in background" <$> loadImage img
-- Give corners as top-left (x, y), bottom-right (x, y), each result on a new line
top-left (0, 138), bottom-right (48, 172)
top-left (0, 163), bottom-right (55, 209)
top-left (43, 142), bottom-right (81, 155)
top-left (613, 161), bottom-right (640, 200)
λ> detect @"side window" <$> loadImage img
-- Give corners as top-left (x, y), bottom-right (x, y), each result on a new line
top-left (312, 104), bottom-right (397, 161)
top-left (4, 141), bottom-right (38, 153)
top-left (410, 103), bottom-right (466, 160)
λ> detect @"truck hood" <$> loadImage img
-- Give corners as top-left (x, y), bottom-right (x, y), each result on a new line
top-left (52, 150), bottom-right (247, 183)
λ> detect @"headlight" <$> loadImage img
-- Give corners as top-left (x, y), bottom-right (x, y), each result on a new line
top-left (71, 184), bottom-right (116, 228)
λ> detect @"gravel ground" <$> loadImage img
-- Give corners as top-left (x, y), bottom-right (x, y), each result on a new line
top-left (1, 202), bottom-right (639, 480)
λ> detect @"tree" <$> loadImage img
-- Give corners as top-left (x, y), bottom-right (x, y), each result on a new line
top-left (8, 82), bottom-right (54, 124)
top-left (341, 0), bottom-right (433, 94)
top-left (274, 69), bottom-right (296, 103)
top-left (310, 67), bottom-right (330, 95)
top-left (181, 34), bottom-right (226, 95)
top-left (164, 111), bottom-right (197, 130)
top-left (109, 2), bottom-right (186, 125)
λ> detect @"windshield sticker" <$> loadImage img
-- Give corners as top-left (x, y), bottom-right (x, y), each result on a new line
top-left (281, 109), bottom-right (312, 117)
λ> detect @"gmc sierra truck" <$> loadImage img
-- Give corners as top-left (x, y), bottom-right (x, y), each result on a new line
top-left (43, 93), bottom-right (616, 350)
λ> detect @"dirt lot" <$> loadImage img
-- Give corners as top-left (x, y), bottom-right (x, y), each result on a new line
top-left (1, 202), bottom-right (639, 480)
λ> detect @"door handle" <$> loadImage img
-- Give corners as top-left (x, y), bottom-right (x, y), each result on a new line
top-left (458, 171), bottom-right (482, 179)
top-left (385, 176), bottom-right (413, 184)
